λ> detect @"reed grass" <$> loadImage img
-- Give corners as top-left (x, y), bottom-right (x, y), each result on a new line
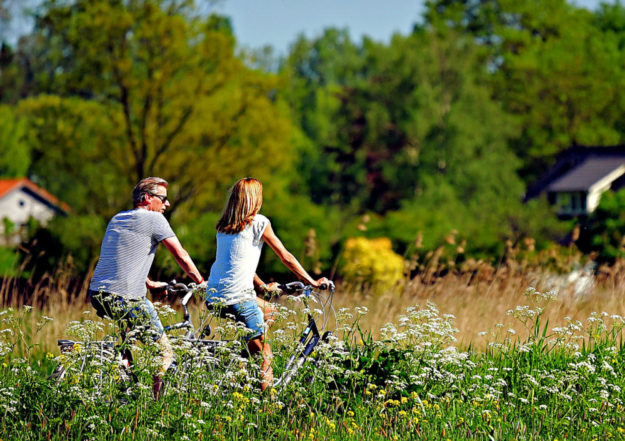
top-left (4, 254), bottom-right (625, 357)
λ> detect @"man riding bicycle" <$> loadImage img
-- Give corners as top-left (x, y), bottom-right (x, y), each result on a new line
top-left (88, 177), bottom-right (205, 398)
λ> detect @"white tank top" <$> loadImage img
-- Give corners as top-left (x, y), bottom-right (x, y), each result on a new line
top-left (206, 214), bottom-right (270, 305)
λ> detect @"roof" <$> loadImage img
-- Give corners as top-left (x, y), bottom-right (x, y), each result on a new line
top-left (0, 178), bottom-right (71, 213)
top-left (524, 145), bottom-right (625, 200)
top-left (547, 158), bottom-right (625, 192)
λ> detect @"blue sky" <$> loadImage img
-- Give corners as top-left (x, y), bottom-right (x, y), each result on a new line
top-left (215, 0), bottom-right (610, 56)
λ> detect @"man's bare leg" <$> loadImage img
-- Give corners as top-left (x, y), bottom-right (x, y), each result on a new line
top-left (153, 333), bottom-right (174, 399)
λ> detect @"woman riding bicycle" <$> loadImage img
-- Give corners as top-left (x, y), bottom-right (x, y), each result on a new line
top-left (205, 177), bottom-right (331, 392)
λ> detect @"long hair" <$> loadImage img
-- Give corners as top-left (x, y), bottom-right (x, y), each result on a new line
top-left (216, 178), bottom-right (263, 234)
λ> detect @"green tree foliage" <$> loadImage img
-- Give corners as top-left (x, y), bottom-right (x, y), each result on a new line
top-left (281, 26), bottom-right (544, 256)
top-left (426, 0), bottom-right (625, 183)
top-left (7, 0), bottom-right (301, 272)
top-left (0, 105), bottom-right (30, 176)
top-left (29, 0), bottom-right (296, 216)
top-left (2, 0), bottom-right (620, 277)
top-left (579, 189), bottom-right (625, 263)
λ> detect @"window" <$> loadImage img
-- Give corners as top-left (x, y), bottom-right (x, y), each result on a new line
top-left (18, 200), bottom-right (25, 208)
top-left (555, 192), bottom-right (586, 215)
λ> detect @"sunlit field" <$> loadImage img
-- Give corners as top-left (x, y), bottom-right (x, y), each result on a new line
top-left (2, 258), bottom-right (625, 440)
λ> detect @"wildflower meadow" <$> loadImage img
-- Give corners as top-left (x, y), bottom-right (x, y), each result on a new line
top-left (1, 277), bottom-right (625, 440)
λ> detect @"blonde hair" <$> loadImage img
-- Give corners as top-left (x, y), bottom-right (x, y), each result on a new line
top-left (216, 178), bottom-right (263, 234)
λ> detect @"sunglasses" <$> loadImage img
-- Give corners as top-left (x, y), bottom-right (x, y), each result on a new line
top-left (149, 192), bottom-right (168, 203)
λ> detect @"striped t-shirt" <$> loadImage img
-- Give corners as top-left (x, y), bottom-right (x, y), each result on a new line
top-left (89, 209), bottom-right (175, 299)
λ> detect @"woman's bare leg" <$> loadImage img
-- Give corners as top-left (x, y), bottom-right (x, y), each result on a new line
top-left (247, 336), bottom-right (274, 391)
top-left (255, 296), bottom-right (278, 329)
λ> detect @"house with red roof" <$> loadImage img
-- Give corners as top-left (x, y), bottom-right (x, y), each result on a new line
top-left (0, 178), bottom-right (69, 245)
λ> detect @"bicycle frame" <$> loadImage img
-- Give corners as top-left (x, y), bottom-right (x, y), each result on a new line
top-left (273, 282), bottom-right (335, 391)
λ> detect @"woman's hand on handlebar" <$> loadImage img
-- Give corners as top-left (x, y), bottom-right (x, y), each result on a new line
top-left (260, 282), bottom-right (282, 298)
top-left (312, 277), bottom-right (334, 291)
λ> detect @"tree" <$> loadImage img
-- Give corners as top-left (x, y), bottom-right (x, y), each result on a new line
top-left (10, 0), bottom-right (300, 272)
top-left (425, 0), bottom-right (625, 183)
top-left (0, 105), bottom-right (30, 177)
top-left (27, 0), bottom-right (297, 219)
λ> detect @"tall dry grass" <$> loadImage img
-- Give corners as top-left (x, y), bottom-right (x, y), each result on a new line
top-left (4, 253), bottom-right (625, 356)
top-left (335, 258), bottom-right (625, 348)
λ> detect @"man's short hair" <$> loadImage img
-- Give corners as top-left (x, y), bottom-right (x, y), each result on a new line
top-left (133, 177), bottom-right (169, 207)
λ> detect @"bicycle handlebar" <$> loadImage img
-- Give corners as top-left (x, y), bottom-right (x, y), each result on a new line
top-left (278, 280), bottom-right (335, 295)
top-left (167, 280), bottom-right (200, 306)
top-left (166, 279), bottom-right (335, 304)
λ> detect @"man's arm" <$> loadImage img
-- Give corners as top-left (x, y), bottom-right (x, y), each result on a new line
top-left (161, 236), bottom-right (204, 284)
top-left (146, 278), bottom-right (168, 290)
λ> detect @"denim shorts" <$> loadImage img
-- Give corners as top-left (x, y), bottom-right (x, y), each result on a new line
top-left (205, 299), bottom-right (265, 341)
top-left (88, 290), bottom-right (164, 340)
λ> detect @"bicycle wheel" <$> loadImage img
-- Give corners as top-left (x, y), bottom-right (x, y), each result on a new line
top-left (48, 339), bottom-right (133, 399)
top-left (165, 338), bottom-right (232, 395)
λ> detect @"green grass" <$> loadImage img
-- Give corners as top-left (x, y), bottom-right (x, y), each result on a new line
top-left (1, 288), bottom-right (625, 440)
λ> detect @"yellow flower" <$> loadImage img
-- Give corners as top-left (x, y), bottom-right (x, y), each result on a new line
top-left (401, 397), bottom-right (408, 404)
top-left (347, 411), bottom-right (354, 417)
top-left (399, 411), bottom-right (407, 417)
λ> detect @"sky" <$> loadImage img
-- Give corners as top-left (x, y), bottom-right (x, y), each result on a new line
top-left (215, 0), bottom-right (611, 56)
top-left (0, 0), bottom-right (612, 49)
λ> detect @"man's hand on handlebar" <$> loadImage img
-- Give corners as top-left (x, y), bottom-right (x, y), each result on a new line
top-left (146, 279), bottom-right (169, 291)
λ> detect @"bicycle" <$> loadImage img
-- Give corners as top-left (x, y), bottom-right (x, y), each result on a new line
top-left (48, 280), bottom-right (337, 398)
top-left (166, 279), bottom-right (338, 395)
top-left (47, 282), bottom-right (221, 398)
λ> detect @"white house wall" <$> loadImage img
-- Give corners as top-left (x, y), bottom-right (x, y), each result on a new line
top-left (0, 188), bottom-right (57, 231)
top-left (587, 164), bottom-right (625, 213)
top-left (586, 188), bottom-right (603, 213)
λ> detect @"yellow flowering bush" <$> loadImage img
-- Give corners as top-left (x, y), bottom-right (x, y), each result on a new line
top-left (341, 237), bottom-right (404, 291)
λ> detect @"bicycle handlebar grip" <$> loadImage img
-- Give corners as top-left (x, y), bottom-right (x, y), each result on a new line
top-left (319, 281), bottom-right (335, 291)
top-left (278, 281), bottom-right (305, 294)
top-left (166, 280), bottom-right (189, 295)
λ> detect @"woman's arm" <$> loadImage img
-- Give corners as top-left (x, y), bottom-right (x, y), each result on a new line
top-left (262, 224), bottom-right (329, 288)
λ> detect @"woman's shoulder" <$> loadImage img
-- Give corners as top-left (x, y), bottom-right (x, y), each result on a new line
top-left (253, 213), bottom-right (270, 225)
top-left (251, 213), bottom-right (271, 239)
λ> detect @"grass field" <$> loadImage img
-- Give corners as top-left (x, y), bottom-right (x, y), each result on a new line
top-left (1, 259), bottom-right (625, 440)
